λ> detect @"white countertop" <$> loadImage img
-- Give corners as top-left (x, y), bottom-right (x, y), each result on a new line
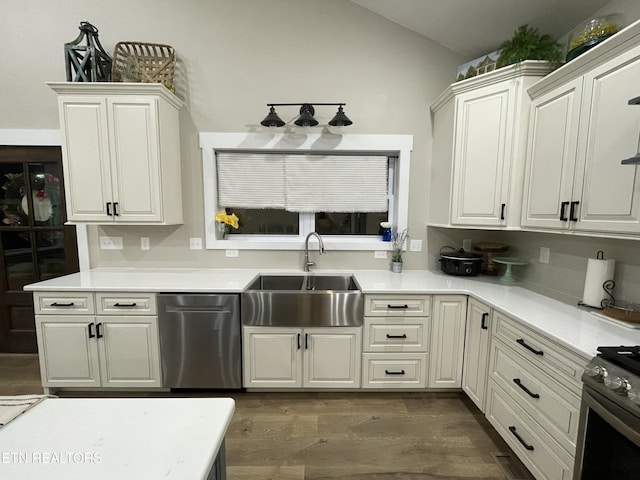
top-left (0, 397), bottom-right (234, 479)
top-left (24, 267), bottom-right (640, 359)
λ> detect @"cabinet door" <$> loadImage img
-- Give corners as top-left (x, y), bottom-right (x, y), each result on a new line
top-left (35, 315), bottom-right (100, 387)
top-left (243, 327), bottom-right (302, 388)
top-left (522, 78), bottom-right (583, 230)
top-left (461, 299), bottom-right (491, 411)
top-left (97, 316), bottom-right (161, 387)
top-left (451, 83), bottom-right (515, 226)
top-left (58, 96), bottom-right (113, 221)
top-left (107, 97), bottom-right (163, 222)
top-left (303, 328), bottom-right (361, 388)
top-left (573, 45), bottom-right (640, 234)
top-left (429, 295), bottom-right (467, 388)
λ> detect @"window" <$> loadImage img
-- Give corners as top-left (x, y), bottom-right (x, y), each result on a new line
top-left (200, 132), bottom-right (412, 250)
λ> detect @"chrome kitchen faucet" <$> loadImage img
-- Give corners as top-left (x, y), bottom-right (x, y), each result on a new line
top-left (303, 232), bottom-right (325, 272)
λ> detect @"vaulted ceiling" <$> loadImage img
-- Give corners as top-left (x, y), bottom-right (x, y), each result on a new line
top-left (351, 0), bottom-right (611, 59)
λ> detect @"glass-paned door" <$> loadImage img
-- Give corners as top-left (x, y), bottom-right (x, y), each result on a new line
top-left (0, 146), bottom-right (79, 353)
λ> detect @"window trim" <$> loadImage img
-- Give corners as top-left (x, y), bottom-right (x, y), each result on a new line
top-left (200, 132), bottom-right (413, 251)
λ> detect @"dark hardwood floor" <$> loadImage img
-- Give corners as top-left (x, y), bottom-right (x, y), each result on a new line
top-left (0, 354), bottom-right (533, 479)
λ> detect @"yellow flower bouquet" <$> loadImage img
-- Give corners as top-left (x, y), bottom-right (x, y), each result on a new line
top-left (215, 211), bottom-right (239, 239)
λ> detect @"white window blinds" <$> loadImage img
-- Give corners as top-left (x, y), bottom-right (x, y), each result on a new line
top-left (216, 153), bottom-right (388, 212)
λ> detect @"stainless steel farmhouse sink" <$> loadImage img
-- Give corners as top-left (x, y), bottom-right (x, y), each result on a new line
top-left (242, 274), bottom-right (363, 327)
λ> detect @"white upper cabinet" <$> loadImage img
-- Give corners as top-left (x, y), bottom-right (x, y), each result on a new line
top-left (48, 82), bottom-right (183, 225)
top-left (429, 62), bottom-right (551, 229)
top-left (523, 21), bottom-right (640, 236)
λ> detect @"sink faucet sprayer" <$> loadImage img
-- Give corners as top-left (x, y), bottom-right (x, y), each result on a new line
top-left (304, 232), bottom-right (325, 272)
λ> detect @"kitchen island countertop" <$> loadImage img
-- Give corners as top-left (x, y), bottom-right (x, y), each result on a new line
top-left (24, 267), bottom-right (640, 359)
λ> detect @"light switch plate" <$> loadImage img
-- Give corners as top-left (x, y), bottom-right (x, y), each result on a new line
top-left (189, 237), bottom-right (203, 250)
top-left (226, 249), bottom-right (239, 257)
top-left (141, 237), bottom-right (150, 250)
top-left (99, 236), bottom-right (123, 250)
top-left (539, 247), bottom-right (550, 264)
top-left (374, 251), bottom-right (388, 259)
top-left (410, 239), bottom-right (422, 252)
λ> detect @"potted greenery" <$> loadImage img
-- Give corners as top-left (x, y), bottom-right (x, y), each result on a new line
top-left (497, 24), bottom-right (562, 69)
top-left (390, 227), bottom-right (408, 273)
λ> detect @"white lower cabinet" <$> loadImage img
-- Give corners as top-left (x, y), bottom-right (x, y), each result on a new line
top-left (242, 327), bottom-right (361, 389)
top-left (461, 298), bottom-right (492, 411)
top-left (34, 291), bottom-right (161, 391)
top-left (36, 315), bottom-right (161, 389)
top-left (428, 295), bottom-right (467, 388)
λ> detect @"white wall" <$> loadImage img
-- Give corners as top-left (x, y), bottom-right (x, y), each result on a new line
top-left (0, 0), bottom-right (463, 271)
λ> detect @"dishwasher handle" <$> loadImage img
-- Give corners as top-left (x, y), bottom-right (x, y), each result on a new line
top-left (165, 306), bottom-right (233, 314)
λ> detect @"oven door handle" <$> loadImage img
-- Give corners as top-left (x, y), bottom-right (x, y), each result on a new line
top-left (582, 388), bottom-right (640, 447)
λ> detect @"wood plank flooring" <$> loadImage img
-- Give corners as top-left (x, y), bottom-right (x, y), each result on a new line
top-left (0, 354), bottom-right (533, 479)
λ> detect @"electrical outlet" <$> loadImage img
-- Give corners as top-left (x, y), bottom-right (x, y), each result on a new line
top-left (374, 251), bottom-right (388, 259)
top-left (99, 236), bottom-right (123, 250)
top-left (462, 239), bottom-right (472, 251)
top-left (225, 249), bottom-right (239, 257)
top-left (410, 239), bottom-right (422, 252)
top-left (539, 247), bottom-right (550, 264)
top-left (189, 237), bottom-right (202, 250)
top-left (140, 237), bottom-right (150, 250)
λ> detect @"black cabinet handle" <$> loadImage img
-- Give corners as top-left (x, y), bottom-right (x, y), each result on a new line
top-left (385, 369), bottom-right (406, 375)
top-left (87, 323), bottom-right (95, 338)
top-left (113, 302), bottom-right (137, 307)
top-left (513, 378), bottom-right (540, 399)
top-left (516, 338), bottom-right (544, 356)
top-left (481, 312), bottom-right (489, 330)
top-left (305, 333), bottom-right (308, 350)
top-left (500, 203), bottom-right (506, 220)
top-left (559, 201), bottom-right (569, 221)
top-left (106, 202), bottom-right (113, 216)
top-left (508, 426), bottom-right (534, 451)
top-left (297, 333), bottom-right (301, 350)
top-left (51, 302), bottom-right (75, 307)
top-left (113, 202), bottom-right (119, 216)
top-left (386, 333), bottom-right (407, 339)
top-left (96, 322), bottom-right (103, 339)
top-left (387, 304), bottom-right (409, 309)
top-left (570, 201), bottom-right (580, 222)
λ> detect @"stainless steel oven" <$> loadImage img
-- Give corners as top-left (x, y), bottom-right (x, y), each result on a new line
top-left (574, 346), bottom-right (640, 479)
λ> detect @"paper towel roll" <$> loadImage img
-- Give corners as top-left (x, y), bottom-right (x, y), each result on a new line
top-left (582, 257), bottom-right (615, 308)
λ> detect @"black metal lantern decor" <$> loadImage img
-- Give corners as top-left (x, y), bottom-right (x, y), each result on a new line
top-left (64, 21), bottom-right (112, 82)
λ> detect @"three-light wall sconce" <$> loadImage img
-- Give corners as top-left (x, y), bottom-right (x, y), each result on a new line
top-left (260, 103), bottom-right (353, 127)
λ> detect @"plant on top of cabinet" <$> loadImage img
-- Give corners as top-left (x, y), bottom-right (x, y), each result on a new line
top-left (497, 24), bottom-right (562, 69)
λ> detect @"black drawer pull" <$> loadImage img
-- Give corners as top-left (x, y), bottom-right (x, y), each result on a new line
top-left (87, 323), bottom-right (95, 338)
top-left (513, 378), bottom-right (540, 399)
top-left (508, 426), bottom-right (534, 451)
top-left (51, 302), bottom-right (75, 307)
top-left (500, 203), bottom-right (506, 220)
top-left (96, 322), bottom-right (103, 339)
top-left (516, 338), bottom-right (544, 356)
top-left (305, 333), bottom-right (309, 350)
top-left (570, 201), bottom-right (580, 222)
top-left (386, 334), bottom-right (407, 339)
top-left (385, 369), bottom-right (406, 375)
top-left (113, 302), bottom-right (137, 307)
top-left (113, 202), bottom-right (119, 216)
top-left (387, 304), bottom-right (409, 309)
top-left (481, 312), bottom-right (489, 330)
top-left (297, 333), bottom-right (301, 350)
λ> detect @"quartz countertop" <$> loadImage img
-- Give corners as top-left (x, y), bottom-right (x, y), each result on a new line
top-left (0, 397), bottom-right (234, 479)
top-left (24, 268), bottom-right (640, 359)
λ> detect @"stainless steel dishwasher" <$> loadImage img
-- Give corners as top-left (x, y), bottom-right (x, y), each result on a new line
top-left (157, 294), bottom-right (242, 389)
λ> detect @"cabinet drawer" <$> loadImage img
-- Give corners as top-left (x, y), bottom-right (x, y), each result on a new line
top-left (95, 293), bottom-right (157, 315)
top-left (362, 353), bottom-right (427, 388)
top-left (490, 341), bottom-right (580, 452)
top-left (486, 380), bottom-right (573, 480)
top-left (33, 292), bottom-right (95, 315)
top-left (492, 310), bottom-right (587, 394)
top-left (363, 317), bottom-right (429, 352)
top-left (365, 295), bottom-right (430, 317)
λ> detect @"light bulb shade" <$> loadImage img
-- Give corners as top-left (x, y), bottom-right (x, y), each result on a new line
top-left (261, 106), bottom-right (285, 127)
top-left (328, 106), bottom-right (353, 127)
top-left (294, 104), bottom-right (319, 127)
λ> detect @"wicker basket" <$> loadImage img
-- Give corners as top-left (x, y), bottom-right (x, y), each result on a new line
top-left (111, 41), bottom-right (176, 91)
top-left (603, 305), bottom-right (640, 324)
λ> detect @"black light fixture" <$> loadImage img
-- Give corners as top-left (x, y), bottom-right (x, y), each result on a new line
top-left (260, 103), bottom-right (353, 127)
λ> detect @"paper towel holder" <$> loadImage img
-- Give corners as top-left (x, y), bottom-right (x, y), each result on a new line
top-left (577, 250), bottom-right (614, 309)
